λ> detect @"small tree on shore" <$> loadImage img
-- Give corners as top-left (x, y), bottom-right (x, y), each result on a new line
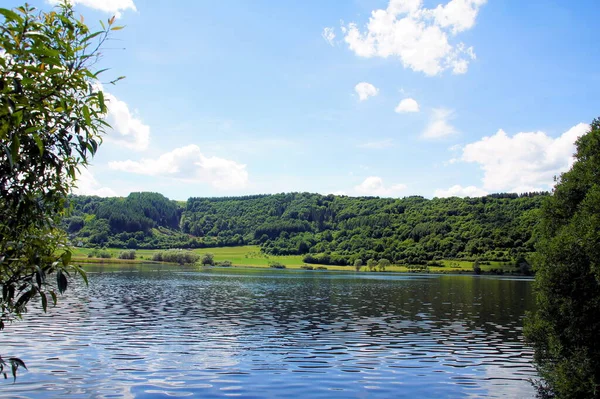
top-left (378, 258), bottom-right (390, 272)
top-left (354, 258), bottom-right (363, 272)
top-left (367, 258), bottom-right (377, 272)
top-left (201, 253), bottom-right (215, 266)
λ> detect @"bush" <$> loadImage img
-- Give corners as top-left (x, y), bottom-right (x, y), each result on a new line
top-left (301, 265), bottom-right (313, 270)
top-left (152, 250), bottom-right (199, 265)
top-left (315, 266), bottom-right (328, 270)
top-left (118, 250), bottom-right (136, 260)
top-left (269, 262), bottom-right (286, 269)
top-left (216, 260), bottom-right (232, 267)
top-left (201, 253), bottom-right (215, 266)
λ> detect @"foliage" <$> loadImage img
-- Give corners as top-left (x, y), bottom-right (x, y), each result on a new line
top-left (118, 250), bottom-right (136, 260)
top-left (151, 250), bottom-right (199, 265)
top-left (472, 260), bottom-right (481, 275)
top-left (0, 2), bottom-right (122, 381)
top-left (354, 258), bottom-right (363, 272)
top-left (525, 118), bottom-right (600, 398)
top-left (66, 191), bottom-right (547, 267)
top-left (0, 2), bottom-right (122, 325)
top-left (0, 356), bottom-right (26, 382)
top-left (378, 258), bottom-right (390, 272)
top-left (216, 260), bottom-right (232, 267)
top-left (269, 261), bottom-right (286, 269)
top-left (201, 253), bottom-right (214, 266)
top-left (367, 258), bottom-right (377, 272)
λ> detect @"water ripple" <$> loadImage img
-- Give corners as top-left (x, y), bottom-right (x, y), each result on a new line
top-left (0, 267), bottom-right (537, 398)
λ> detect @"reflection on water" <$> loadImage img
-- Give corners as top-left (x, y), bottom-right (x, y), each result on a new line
top-left (0, 266), bottom-right (537, 398)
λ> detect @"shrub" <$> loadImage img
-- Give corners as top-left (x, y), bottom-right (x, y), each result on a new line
top-left (216, 260), bottom-right (232, 267)
top-left (118, 250), bottom-right (136, 260)
top-left (269, 262), bottom-right (286, 269)
top-left (152, 250), bottom-right (199, 265)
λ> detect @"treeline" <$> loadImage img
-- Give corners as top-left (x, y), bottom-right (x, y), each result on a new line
top-left (65, 191), bottom-right (549, 265)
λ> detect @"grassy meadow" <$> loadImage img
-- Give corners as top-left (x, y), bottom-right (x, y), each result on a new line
top-left (71, 245), bottom-right (517, 273)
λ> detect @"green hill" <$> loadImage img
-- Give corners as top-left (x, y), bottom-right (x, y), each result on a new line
top-left (65, 191), bottom-right (548, 266)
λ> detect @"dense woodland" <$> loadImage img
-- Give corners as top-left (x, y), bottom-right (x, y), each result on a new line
top-left (65, 191), bottom-right (547, 266)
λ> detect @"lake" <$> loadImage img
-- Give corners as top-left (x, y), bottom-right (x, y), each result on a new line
top-left (0, 265), bottom-right (537, 398)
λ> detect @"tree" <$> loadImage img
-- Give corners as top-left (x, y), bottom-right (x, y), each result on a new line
top-left (367, 258), bottom-right (377, 272)
top-left (377, 258), bottom-right (390, 272)
top-left (472, 260), bottom-right (481, 275)
top-left (353, 258), bottom-right (363, 272)
top-left (0, 2), bottom-right (121, 378)
top-left (524, 118), bottom-right (600, 398)
top-left (201, 253), bottom-right (215, 266)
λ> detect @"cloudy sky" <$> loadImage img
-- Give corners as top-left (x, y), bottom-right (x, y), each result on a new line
top-left (12, 0), bottom-right (600, 199)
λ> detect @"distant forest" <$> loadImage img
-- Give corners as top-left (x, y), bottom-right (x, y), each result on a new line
top-left (64, 191), bottom-right (548, 266)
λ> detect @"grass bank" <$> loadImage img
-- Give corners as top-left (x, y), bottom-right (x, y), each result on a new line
top-left (71, 245), bottom-right (519, 274)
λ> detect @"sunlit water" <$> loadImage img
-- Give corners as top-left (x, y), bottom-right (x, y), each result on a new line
top-left (1, 265), bottom-right (537, 398)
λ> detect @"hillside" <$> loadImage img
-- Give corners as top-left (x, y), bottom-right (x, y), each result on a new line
top-left (64, 191), bottom-right (548, 266)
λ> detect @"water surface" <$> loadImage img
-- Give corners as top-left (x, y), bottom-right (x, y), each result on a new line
top-left (0, 265), bottom-right (537, 398)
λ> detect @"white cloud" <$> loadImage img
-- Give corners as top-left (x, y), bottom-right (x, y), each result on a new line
top-left (434, 184), bottom-right (488, 198)
top-left (48, 0), bottom-right (136, 18)
top-left (422, 108), bottom-right (457, 139)
top-left (101, 90), bottom-right (150, 151)
top-left (460, 123), bottom-right (590, 193)
top-left (395, 98), bottom-right (419, 113)
top-left (430, 0), bottom-right (487, 34)
top-left (355, 82), bottom-right (379, 101)
top-left (108, 144), bottom-right (249, 190)
top-left (322, 27), bottom-right (336, 46)
top-left (73, 168), bottom-right (117, 197)
top-left (342, 0), bottom-right (485, 76)
top-left (354, 176), bottom-right (407, 197)
top-left (358, 139), bottom-right (394, 149)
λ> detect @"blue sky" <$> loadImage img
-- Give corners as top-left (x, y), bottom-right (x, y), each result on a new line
top-left (10, 0), bottom-right (600, 200)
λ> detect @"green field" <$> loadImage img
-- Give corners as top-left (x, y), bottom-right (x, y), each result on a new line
top-left (72, 245), bottom-right (517, 273)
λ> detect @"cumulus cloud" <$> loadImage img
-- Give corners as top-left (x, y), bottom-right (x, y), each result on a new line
top-left (355, 176), bottom-right (407, 197)
top-left (73, 168), bottom-right (117, 197)
top-left (422, 108), bottom-right (457, 139)
top-left (322, 27), bottom-right (336, 46)
top-left (341, 0), bottom-right (485, 76)
top-left (355, 82), bottom-right (379, 101)
top-left (102, 90), bottom-right (150, 151)
top-left (460, 123), bottom-right (590, 192)
top-left (358, 139), bottom-right (394, 149)
top-left (434, 184), bottom-right (488, 198)
top-left (48, 0), bottom-right (136, 18)
top-left (108, 144), bottom-right (249, 190)
top-left (395, 98), bottom-right (419, 113)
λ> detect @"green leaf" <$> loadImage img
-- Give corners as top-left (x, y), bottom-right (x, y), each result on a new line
top-left (8, 358), bottom-right (26, 370)
top-left (97, 91), bottom-right (106, 113)
top-left (111, 25), bottom-right (125, 31)
top-left (72, 264), bottom-right (88, 286)
top-left (10, 134), bottom-right (19, 166)
top-left (61, 251), bottom-right (72, 266)
top-left (81, 30), bottom-right (103, 43)
top-left (11, 362), bottom-right (16, 383)
top-left (57, 271), bottom-right (68, 294)
top-left (40, 291), bottom-right (48, 312)
top-left (82, 105), bottom-right (91, 125)
top-left (0, 8), bottom-right (22, 22)
top-left (33, 133), bottom-right (44, 155)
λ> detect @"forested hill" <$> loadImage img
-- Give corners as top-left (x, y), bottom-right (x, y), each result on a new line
top-left (65, 191), bottom-right (549, 265)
